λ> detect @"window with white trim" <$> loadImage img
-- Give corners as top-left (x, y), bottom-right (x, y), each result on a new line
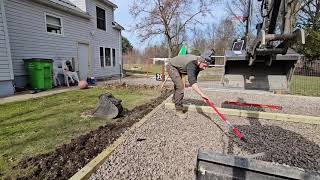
top-left (100, 47), bottom-right (104, 67)
top-left (99, 47), bottom-right (112, 67)
top-left (112, 49), bottom-right (116, 67)
top-left (96, 6), bottom-right (106, 31)
top-left (46, 14), bottom-right (62, 34)
top-left (105, 48), bottom-right (111, 66)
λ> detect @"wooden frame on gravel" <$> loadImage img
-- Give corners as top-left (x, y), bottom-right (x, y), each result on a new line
top-left (164, 103), bottom-right (320, 125)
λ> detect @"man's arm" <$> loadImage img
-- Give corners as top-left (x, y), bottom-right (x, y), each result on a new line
top-left (186, 62), bottom-right (208, 100)
top-left (191, 83), bottom-right (208, 99)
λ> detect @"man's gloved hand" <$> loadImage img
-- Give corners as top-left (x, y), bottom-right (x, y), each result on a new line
top-left (202, 95), bottom-right (209, 103)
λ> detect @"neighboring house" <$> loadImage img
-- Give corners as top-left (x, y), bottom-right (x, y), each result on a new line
top-left (0, 0), bottom-right (124, 97)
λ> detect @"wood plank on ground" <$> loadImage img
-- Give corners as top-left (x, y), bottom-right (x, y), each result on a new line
top-left (164, 103), bottom-right (320, 125)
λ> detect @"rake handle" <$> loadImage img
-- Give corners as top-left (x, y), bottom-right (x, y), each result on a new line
top-left (205, 99), bottom-right (227, 121)
top-left (205, 98), bottom-right (245, 140)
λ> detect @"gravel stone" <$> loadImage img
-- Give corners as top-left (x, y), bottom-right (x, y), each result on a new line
top-left (90, 107), bottom-right (320, 180)
top-left (184, 87), bottom-right (320, 116)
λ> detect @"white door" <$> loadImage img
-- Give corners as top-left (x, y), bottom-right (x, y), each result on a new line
top-left (78, 43), bottom-right (90, 80)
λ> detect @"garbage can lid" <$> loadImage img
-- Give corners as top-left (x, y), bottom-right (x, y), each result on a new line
top-left (23, 58), bottom-right (53, 62)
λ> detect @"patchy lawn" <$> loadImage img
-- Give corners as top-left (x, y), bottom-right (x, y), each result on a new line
top-left (290, 75), bottom-right (320, 97)
top-left (124, 64), bottom-right (162, 75)
top-left (0, 87), bottom-right (156, 178)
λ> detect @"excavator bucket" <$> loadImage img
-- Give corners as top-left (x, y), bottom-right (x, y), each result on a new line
top-left (196, 149), bottom-right (319, 180)
top-left (223, 49), bottom-right (301, 91)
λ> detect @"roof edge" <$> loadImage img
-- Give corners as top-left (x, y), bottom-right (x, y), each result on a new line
top-left (112, 21), bottom-right (124, 31)
top-left (97, 0), bottom-right (118, 8)
top-left (31, 0), bottom-right (91, 19)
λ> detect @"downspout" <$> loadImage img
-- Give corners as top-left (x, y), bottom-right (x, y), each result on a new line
top-left (119, 31), bottom-right (122, 81)
top-left (1, 0), bottom-right (13, 80)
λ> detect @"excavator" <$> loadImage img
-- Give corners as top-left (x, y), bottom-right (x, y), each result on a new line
top-left (196, 1), bottom-right (314, 179)
top-left (223, 0), bottom-right (305, 91)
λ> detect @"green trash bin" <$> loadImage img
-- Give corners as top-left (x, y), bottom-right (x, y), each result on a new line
top-left (23, 58), bottom-right (53, 90)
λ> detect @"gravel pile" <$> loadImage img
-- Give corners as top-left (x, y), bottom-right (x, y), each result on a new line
top-left (90, 107), bottom-right (320, 180)
top-left (184, 88), bottom-right (320, 116)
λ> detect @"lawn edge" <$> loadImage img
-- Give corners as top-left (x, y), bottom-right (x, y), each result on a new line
top-left (69, 95), bottom-right (173, 180)
top-left (164, 103), bottom-right (320, 125)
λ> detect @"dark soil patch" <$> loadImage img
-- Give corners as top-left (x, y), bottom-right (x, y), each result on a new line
top-left (228, 118), bottom-right (320, 172)
top-left (102, 82), bottom-right (168, 92)
top-left (15, 86), bottom-right (172, 180)
top-left (184, 98), bottom-right (281, 112)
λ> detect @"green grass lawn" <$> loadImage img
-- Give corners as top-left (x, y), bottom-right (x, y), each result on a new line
top-left (0, 87), bottom-right (155, 178)
top-left (124, 64), bottom-right (162, 75)
top-left (290, 75), bottom-right (320, 97)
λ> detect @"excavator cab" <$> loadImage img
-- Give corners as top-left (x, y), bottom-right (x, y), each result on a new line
top-left (222, 0), bottom-right (305, 91)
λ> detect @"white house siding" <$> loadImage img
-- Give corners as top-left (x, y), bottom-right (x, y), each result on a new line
top-left (0, 0), bottom-right (12, 81)
top-left (87, 0), bottom-right (121, 78)
top-left (0, 0), bottom-right (14, 96)
top-left (4, 0), bottom-right (91, 86)
top-left (69, 0), bottom-right (87, 12)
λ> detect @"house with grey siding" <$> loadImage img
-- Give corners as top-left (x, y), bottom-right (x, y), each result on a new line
top-left (0, 0), bottom-right (123, 97)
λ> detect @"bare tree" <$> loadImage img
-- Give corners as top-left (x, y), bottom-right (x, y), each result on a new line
top-left (130, 0), bottom-right (217, 57)
top-left (144, 43), bottom-right (169, 58)
top-left (297, 0), bottom-right (320, 30)
top-left (191, 23), bottom-right (216, 53)
top-left (214, 18), bottom-right (236, 55)
top-left (296, 0), bottom-right (320, 61)
top-left (226, 0), bottom-right (262, 37)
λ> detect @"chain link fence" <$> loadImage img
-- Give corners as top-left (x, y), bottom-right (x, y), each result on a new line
top-left (290, 59), bottom-right (320, 97)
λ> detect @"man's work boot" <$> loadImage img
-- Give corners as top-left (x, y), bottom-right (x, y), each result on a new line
top-left (175, 109), bottom-right (187, 119)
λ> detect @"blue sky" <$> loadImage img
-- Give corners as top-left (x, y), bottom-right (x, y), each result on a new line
top-left (112, 0), bottom-right (228, 49)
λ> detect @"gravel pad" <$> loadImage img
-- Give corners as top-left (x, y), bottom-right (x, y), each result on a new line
top-left (184, 88), bottom-right (320, 116)
top-left (90, 107), bottom-right (320, 179)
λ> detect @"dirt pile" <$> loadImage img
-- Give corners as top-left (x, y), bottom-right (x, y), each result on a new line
top-left (103, 82), bottom-right (158, 90)
top-left (15, 87), bottom-right (172, 180)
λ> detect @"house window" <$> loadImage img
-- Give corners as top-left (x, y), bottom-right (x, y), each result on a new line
top-left (105, 48), bottom-right (111, 66)
top-left (96, 7), bottom-right (106, 31)
top-left (112, 49), bottom-right (116, 66)
top-left (46, 14), bottom-right (62, 34)
top-left (100, 47), bottom-right (104, 67)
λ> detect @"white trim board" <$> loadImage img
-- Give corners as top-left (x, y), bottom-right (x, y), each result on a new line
top-left (1, 0), bottom-right (13, 80)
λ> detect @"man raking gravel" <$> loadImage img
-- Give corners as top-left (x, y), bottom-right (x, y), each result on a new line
top-left (167, 53), bottom-right (246, 141)
top-left (168, 54), bottom-right (210, 119)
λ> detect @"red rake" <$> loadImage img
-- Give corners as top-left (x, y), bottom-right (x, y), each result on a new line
top-left (204, 98), bottom-right (245, 141)
top-left (223, 101), bottom-right (282, 110)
